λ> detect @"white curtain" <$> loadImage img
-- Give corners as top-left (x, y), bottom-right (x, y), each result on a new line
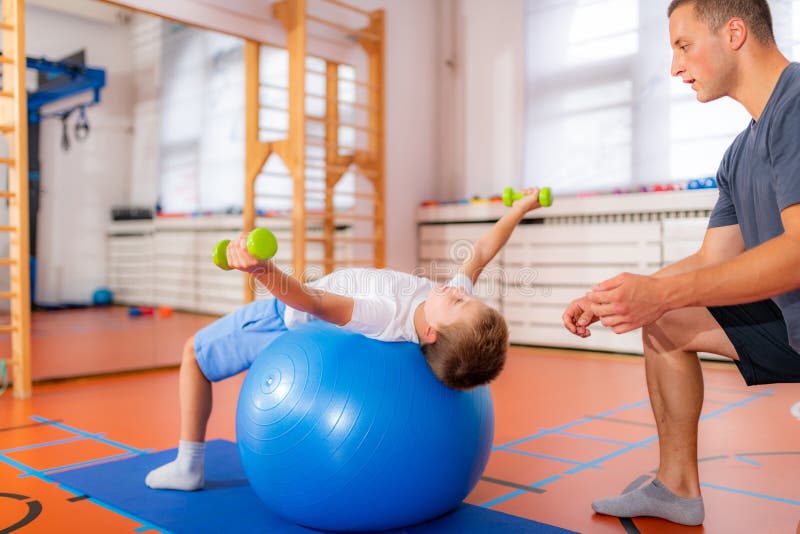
top-left (523, 0), bottom-right (795, 194)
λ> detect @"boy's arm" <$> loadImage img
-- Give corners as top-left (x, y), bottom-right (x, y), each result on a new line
top-left (226, 236), bottom-right (354, 326)
top-left (461, 188), bottom-right (544, 284)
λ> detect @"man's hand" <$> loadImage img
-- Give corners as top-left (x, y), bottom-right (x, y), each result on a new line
top-left (586, 273), bottom-right (671, 334)
top-left (562, 296), bottom-right (599, 337)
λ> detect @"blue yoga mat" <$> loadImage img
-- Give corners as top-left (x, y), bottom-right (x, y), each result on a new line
top-left (50, 440), bottom-right (575, 533)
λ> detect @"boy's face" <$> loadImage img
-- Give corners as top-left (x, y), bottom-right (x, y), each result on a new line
top-left (669, 3), bottom-right (736, 103)
top-left (425, 285), bottom-right (482, 329)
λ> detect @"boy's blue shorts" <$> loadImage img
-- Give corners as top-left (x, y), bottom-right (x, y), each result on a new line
top-left (194, 298), bottom-right (288, 382)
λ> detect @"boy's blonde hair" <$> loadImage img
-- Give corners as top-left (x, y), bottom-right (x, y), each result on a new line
top-left (421, 303), bottom-right (509, 390)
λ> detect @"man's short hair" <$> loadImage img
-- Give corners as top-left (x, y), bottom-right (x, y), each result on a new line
top-left (421, 304), bottom-right (508, 390)
top-left (668, 0), bottom-right (775, 44)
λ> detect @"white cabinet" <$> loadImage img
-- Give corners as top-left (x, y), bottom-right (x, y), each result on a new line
top-left (107, 217), bottom-right (353, 316)
top-left (107, 221), bottom-right (155, 306)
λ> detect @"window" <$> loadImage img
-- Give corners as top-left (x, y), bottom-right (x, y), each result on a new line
top-left (158, 27), bottom-right (357, 214)
top-left (523, 0), bottom-right (792, 194)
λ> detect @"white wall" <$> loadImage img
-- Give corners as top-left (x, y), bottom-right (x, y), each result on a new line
top-left (439, 0), bottom-right (524, 200)
top-left (371, 0), bottom-right (440, 272)
top-left (27, 5), bottom-right (134, 304)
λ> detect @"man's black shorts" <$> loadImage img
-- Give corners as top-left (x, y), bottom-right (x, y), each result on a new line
top-left (709, 299), bottom-right (800, 386)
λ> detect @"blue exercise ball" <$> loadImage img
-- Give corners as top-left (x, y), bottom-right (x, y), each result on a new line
top-left (236, 321), bottom-right (495, 531)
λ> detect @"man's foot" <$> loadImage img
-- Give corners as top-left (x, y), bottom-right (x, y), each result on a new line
top-left (145, 441), bottom-right (205, 491)
top-left (592, 479), bottom-right (704, 526)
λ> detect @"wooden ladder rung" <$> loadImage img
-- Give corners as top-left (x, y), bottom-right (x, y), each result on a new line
top-left (0, 157), bottom-right (15, 167)
top-left (0, 191), bottom-right (16, 198)
top-left (321, 0), bottom-right (372, 17)
top-left (0, 258), bottom-right (17, 265)
top-left (0, 23), bottom-right (15, 31)
top-left (0, 324), bottom-right (17, 333)
top-left (0, 56), bottom-right (15, 64)
top-left (0, 226), bottom-right (18, 233)
top-left (0, 91), bottom-right (12, 99)
top-left (306, 14), bottom-right (380, 42)
top-left (0, 124), bottom-right (16, 133)
top-left (0, 292), bottom-right (17, 300)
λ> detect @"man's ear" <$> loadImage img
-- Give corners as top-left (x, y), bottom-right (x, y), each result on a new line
top-left (421, 325), bottom-right (438, 344)
top-left (727, 17), bottom-right (747, 50)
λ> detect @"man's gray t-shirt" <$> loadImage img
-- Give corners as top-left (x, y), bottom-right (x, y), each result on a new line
top-left (709, 62), bottom-right (800, 352)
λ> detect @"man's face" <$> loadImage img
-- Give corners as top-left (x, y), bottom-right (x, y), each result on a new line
top-left (669, 3), bottom-right (735, 103)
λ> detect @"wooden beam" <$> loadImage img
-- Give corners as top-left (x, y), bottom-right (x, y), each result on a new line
top-left (285, 0), bottom-right (307, 280)
top-left (324, 61), bottom-right (340, 274)
top-left (3, 0), bottom-right (32, 398)
top-left (244, 40), bottom-right (272, 303)
top-left (361, 10), bottom-right (385, 268)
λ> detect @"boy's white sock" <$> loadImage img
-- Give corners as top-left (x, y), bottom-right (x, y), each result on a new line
top-left (145, 441), bottom-right (205, 491)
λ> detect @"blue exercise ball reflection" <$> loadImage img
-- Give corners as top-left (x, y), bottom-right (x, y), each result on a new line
top-left (236, 321), bottom-right (495, 532)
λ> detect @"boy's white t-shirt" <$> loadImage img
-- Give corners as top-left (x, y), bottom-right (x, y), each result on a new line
top-left (282, 268), bottom-right (474, 343)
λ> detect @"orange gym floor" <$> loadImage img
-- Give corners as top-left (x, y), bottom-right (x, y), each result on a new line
top-left (1, 308), bottom-right (799, 533)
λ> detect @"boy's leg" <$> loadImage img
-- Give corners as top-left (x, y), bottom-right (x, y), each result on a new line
top-left (146, 337), bottom-right (209, 491)
top-left (180, 336), bottom-right (212, 443)
top-left (591, 306), bottom-right (737, 526)
top-left (145, 298), bottom-right (289, 491)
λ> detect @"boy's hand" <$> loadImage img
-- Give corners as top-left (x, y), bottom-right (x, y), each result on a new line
top-left (512, 187), bottom-right (543, 213)
top-left (562, 296), bottom-right (598, 338)
top-left (227, 232), bottom-right (269, 273)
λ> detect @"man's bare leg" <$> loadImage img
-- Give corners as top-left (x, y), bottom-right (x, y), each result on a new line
top-left (592, 307), bottom-right (738, 525)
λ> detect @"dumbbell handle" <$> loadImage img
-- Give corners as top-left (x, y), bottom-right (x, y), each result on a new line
top-left (213, 228), bottom-right (278, 270)
top-left (502, 187), bottom-right (552, 208)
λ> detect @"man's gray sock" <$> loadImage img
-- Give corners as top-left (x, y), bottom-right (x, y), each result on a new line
top-left (592, 479), bottom-right (704, 526)
top-left (145, 441), bottom-right (205, 491)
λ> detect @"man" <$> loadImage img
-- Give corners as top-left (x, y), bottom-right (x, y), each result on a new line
top-left (562, 0), bottom-right (800, 526)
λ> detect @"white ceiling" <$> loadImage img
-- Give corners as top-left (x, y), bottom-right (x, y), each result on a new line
top-left (28, 0), bottom-right (129, 25)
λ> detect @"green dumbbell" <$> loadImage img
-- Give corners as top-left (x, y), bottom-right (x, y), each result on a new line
top-left (212, 228), bottom-right (278, 270)
top-left (502, 186), bottom-right (552, 208)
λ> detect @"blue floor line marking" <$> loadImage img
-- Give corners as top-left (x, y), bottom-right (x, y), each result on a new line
top-left (481, 489), bottom-right (526, 508)
top-left (29, 415), bottom-right (148, 455)
top-left (21, 452), bottom-right (141, 477)
top-left (0, 425), bottom-right (166, 533)
top-left (485, 390), bottom-right (771, 507)
top-left (734, 455), bottom-right (762, 467)
top-left (498, 447), bottom-right (589, 467)
top-left (532, 475), bottom-right (563, 488)
top-left (0, 433), bottom-right (101, 454)
top-left (554, 431), bottom-right (639, 447)
top-left (564, 437), bottom-right (659, 475)
top-left (480, 475), bottom-right (564, 508)
top-left (494, 399), bottom-right (652, 450)
top-left (0, 452), bottom-right (53, 479)
top-left (701, 482), bottom-right (800, 506)
top-left (699, 389), bottom-right (773, 421)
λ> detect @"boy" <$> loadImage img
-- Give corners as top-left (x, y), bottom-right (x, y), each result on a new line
top-left (146, 188), bottom-right (545, 491)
